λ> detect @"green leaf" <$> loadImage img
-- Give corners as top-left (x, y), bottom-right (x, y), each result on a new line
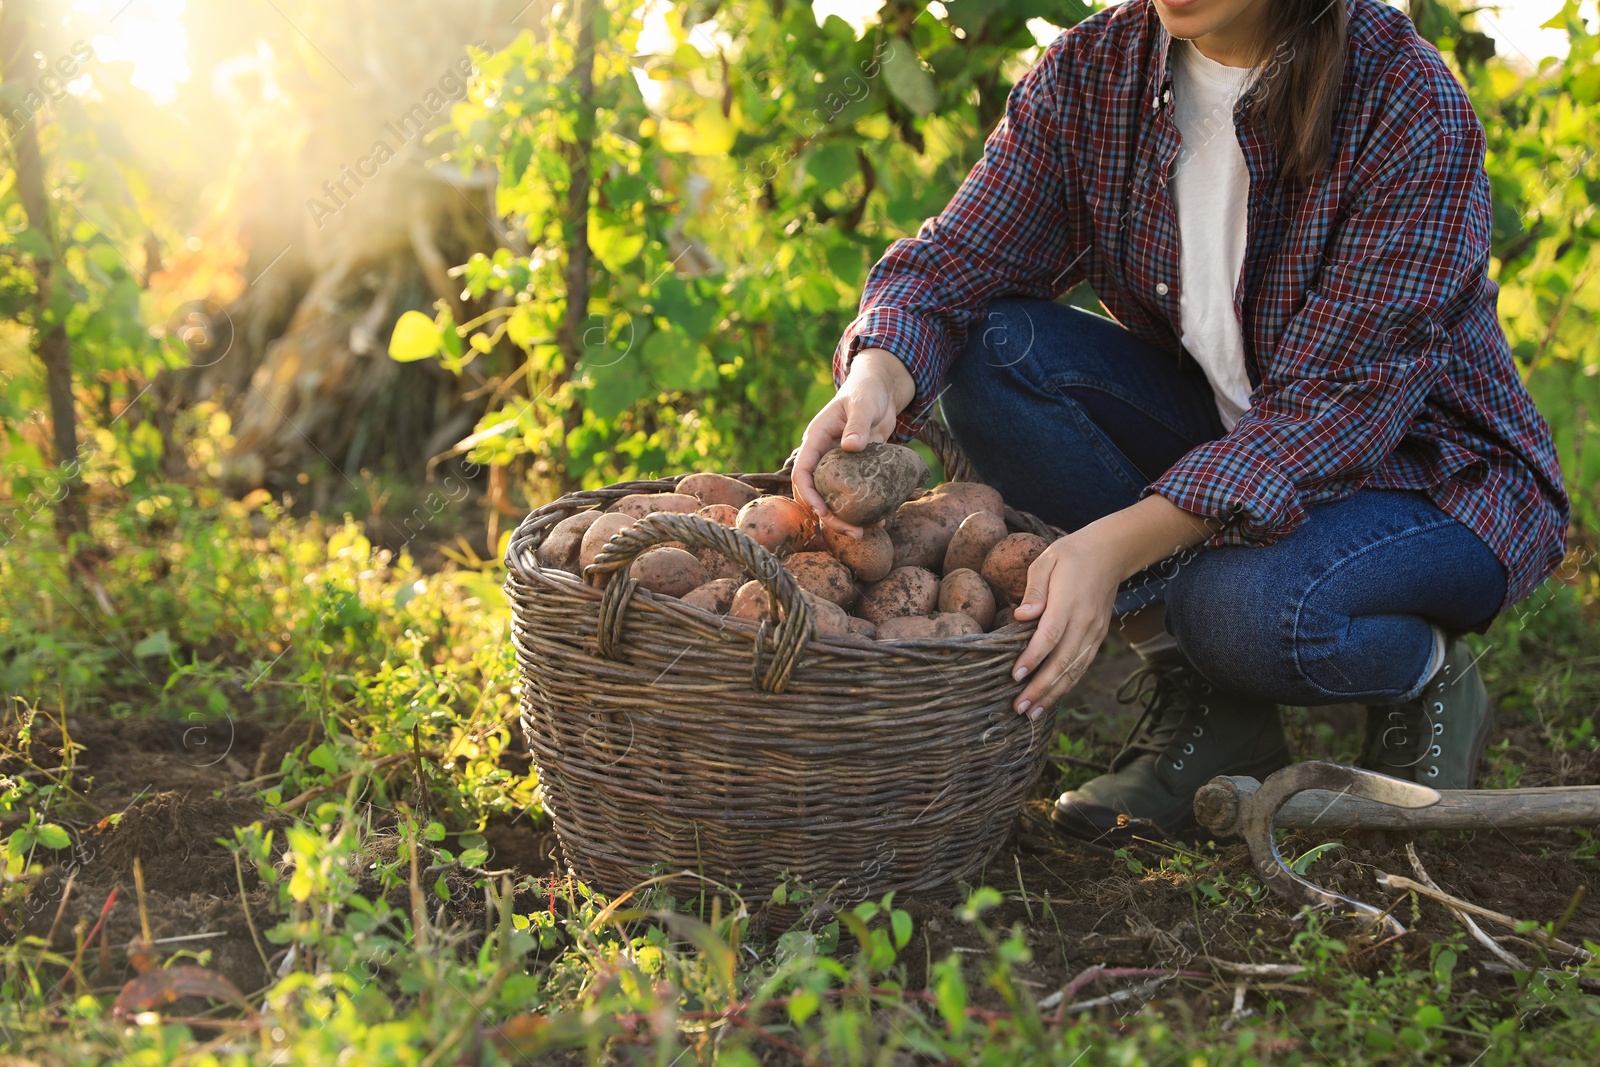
top-left (1288, 841), bottom-right (1343, 876)
top-left (591, 224), bottom-right (647, 274)
top-left (651, 276), bottom-right (717, 339)
top-left (306, 743), bottom-right (340, 773)
top-left (641, 328), bottom-right (709, 392)
top-left (881, 38), bottom-right (938, 117)
top-left (34, 823), bottom-right (71, 850)
top-left (806, 141), bottom-right (858, 189)
top-left (933, 958), bottom-right (967, 1037)
top-left (132, 630), bottom-right (173, 658)
top-left (958, 887), bottom-right (1002, 921)
top-left (502, 136), bottom-right (534, 185)
top-left (890, 908), bottom-right (913, 949)
top-left (580, 355), bottom-right (645, 423)
top-left (458, 847), bottom-right (488, 868)
top-left (389, 311), bottom-right (443, 362)
top-left (787, 987), bottom-right (820, 1024)
top-left (825, 240), bottom-right (864, 287)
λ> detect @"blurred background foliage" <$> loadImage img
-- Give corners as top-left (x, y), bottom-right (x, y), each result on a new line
top-left (0, 0), bottom-right (1597, 544)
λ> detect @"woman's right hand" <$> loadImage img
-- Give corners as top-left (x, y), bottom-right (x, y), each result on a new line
top-left (791, 348), bottom-right (916, 538)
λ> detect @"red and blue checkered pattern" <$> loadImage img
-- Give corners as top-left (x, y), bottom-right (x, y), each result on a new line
top-left (833, 0), bottom-right (1568, 610)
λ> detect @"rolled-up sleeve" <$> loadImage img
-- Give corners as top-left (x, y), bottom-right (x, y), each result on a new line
top-left (1149, 112), bottom-right (1491, 545)
top-left (832, 33), bottom-right (1091, 442)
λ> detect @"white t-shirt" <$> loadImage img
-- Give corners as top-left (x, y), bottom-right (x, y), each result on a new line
top-left (1170, 41), bottom-right (1255, 430)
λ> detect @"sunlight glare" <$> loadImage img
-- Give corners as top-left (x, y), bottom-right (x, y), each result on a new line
top-left (74, 0), bottom-right (191, 104)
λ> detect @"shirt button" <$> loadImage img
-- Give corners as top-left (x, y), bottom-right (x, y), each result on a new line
top-left (1155, 282), bottom-right (1169, 296)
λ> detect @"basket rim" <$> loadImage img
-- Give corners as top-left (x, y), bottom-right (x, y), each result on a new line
top-left (507, 556), bottom-right (1038, 654)
top-left (504, 465), bottom-right (1046, 656)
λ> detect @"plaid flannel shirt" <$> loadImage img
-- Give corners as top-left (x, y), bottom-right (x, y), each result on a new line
top-left (832, 0), bottom-right (1568, 610)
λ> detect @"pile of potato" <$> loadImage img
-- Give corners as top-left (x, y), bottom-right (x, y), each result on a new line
top-left (534, 444), bottom-right (1048, 641)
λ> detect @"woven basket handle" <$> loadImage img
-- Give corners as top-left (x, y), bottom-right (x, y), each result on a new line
top-left (584, 512), bottom-right (815, 695)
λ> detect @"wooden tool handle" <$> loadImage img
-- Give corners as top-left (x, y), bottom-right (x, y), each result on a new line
top-left (1197, 776), bottom-right (1600, 836)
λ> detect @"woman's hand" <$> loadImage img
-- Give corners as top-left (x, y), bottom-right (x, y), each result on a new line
top-left (792, 348), bottom-right (916, 537)
top-left (1008, 534), bottom-right (1124, 719)
top-left (1008, 495), bottom-right (1216, 718)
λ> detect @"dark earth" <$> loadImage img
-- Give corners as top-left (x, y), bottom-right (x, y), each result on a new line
top-left (7, 642), bottom-right (1597, 1050)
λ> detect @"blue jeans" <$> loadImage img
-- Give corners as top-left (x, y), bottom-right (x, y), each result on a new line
top-left (940, 298), bottom-right (1507, 705)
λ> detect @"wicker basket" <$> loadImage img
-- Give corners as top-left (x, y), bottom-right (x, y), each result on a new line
top-left (503, 423), bottom-right (1062, 904)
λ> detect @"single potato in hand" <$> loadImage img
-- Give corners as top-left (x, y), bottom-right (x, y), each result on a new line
top-left (812, 443), bottom-right (930, 526)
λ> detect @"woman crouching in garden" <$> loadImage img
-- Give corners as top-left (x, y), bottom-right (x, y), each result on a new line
top-left (792, 0), bottom-right (1569, 846)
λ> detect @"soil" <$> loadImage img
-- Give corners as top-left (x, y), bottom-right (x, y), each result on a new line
top-left (8, 642), bottom-right (1598, 1045)
top-left (1, 709), bottom-right (560, 1008)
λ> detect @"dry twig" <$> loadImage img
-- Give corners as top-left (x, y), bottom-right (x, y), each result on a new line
top-left (1375, 871), bottom-right (1592, 960)
top-left (1404, 842), bottom-right (1527, 970)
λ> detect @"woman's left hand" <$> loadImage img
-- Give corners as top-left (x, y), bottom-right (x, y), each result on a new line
top-left (1008, 533), bottom-right (1124, 719)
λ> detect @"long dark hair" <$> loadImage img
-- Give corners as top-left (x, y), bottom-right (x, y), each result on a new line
top-left (1249, 0), bottom-right (1349, 183)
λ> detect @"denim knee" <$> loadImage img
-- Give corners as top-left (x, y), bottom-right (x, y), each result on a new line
top-left (1165, 540), bottom-right (1440, 705)
top-left (1164, 547), bottom-right (1288, 701)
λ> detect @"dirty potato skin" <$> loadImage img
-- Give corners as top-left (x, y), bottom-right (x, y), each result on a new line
top-left (678, 472), bottom-right (761, 509)
top-left (938, 568), bottom-right (997, 629)
top-left (632, 547), bottom-right (708, 598)
top-left (943, 511), bottom-right (1009, 576)
top-left (736, 496), bottom-right (815, 556)
top-left (680, 577), bottom-right (741, 615)
top-left (857, 566), bottom-right (940, 624)
top-left (537, 510), bottom-right (604, 573)
top-left (811, 442), bottom-right (930, 527)
top-left (847, 617), bottom-right (877, 639)
top-left (728, 580), bottom-right (776, 623)
top-left (981, 533), bottom-right (1049, 605)
top-left (877, 612), bottom-right (984, 640)
top-left (786, 551), bottom-right (859, 608)
top-left (696, 504), bottom-right (740, 527)
top-left (875, 615), bottom-right (939, 640)
top-left (578, 512), bottom-right (637, 571)
top-left (927, 481), bottom-right (1004, 518)
top-left (820, 523), bottom-right (895, 583)
top-left (886, 494), bottom-right (970, 570)
top-left (695, 548), bottom-right (747, 583)
top-left (612, 492), bottom-right (703, 520)
top-left (801, 592), bottom-right (852, 637)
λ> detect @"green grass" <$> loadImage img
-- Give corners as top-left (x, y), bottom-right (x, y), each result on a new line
top-left (4, 475), bottom-right (1600, 1065)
